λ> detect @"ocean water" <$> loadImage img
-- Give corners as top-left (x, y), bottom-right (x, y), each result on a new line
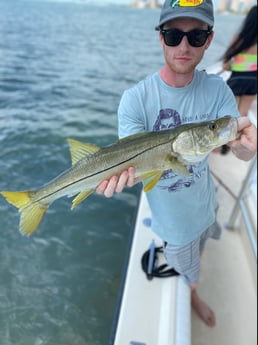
top-left (0, 1), bottom-right (244, 344)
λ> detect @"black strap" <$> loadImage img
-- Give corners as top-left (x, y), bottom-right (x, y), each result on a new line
top-left (141, 245), bottom-right (179, 280)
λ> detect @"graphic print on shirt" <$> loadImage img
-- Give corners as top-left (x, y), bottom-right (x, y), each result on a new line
top-left (153, 108), bottom-right (207, 192)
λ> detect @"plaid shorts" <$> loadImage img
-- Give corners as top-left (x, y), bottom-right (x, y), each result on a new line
top-left (163, 221), bottom-right (221, 286)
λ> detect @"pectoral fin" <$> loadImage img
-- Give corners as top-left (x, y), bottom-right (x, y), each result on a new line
top-left (71, 190), bottom-right (94, 209)
top-left (165, 155), bottom-right (190, 176)
top-left (140, 171), bottom-right (164, 192)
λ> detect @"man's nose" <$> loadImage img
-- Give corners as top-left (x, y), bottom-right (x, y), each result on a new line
top-left (179, 35), bottom-right (190, 48)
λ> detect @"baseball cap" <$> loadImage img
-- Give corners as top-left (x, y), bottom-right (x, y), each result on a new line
top-left (155, 0), bottom-right (214, 30)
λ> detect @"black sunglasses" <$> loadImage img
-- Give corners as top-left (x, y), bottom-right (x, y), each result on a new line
top-left (160, 28), bottom-right (212, 47)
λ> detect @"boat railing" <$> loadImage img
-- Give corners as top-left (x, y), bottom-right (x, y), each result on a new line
top-left (226, 154), bottom-right (257, 259)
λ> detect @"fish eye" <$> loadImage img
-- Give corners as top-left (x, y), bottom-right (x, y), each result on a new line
top-left (209, 122), bottom-right (217, 130)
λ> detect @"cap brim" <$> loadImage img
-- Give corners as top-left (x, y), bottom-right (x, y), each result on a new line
top-left (155, 13), bottom-right (214, 30)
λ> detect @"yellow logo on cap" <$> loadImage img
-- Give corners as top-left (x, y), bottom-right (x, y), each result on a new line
top-left (170, 0), bottom-right (203, 7)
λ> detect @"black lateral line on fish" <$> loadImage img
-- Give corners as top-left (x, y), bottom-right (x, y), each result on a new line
top-left (32, 139), bottom-right (174, 205)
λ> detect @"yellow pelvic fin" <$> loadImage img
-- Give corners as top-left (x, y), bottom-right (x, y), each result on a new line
top-left (140, 171), bottom-right (164, 192)
top-left (67, 139), bottom-right (100, 166)
top-left (71, 189), bottom-right (94, 210)
top-left (0, 191), bottom-right (48, 236)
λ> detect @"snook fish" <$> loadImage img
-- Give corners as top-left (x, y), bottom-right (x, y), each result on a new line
top-left (0, 115), bottom-right (238, 236)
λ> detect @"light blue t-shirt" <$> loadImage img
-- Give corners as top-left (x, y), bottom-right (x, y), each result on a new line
top-left (118, 70), bottom-right (240, 245)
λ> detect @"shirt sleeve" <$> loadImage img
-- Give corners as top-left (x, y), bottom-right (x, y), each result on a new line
top-left (118, 88), bottom-right (146, 139)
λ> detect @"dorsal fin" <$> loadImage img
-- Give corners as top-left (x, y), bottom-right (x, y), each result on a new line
top-left (67, 139), bottom-right (100, 166)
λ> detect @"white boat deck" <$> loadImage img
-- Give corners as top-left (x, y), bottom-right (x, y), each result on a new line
top-left (192, 149), bottom-right (257, 345)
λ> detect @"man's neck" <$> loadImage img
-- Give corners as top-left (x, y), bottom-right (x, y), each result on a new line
top-left (159, 66), bottom-right (195, 88)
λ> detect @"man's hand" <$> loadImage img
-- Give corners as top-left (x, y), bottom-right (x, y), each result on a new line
top-left (96, 167), bottom-right (136, 198)
top-left (229, 117), bottom-right (257, 161)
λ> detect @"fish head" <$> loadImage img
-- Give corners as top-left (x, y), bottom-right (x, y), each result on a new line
top-left (172, 116), bottom-right (238, 163)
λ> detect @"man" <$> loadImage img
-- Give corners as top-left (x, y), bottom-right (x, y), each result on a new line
top-left (96, 0), bottom-right (257, 327)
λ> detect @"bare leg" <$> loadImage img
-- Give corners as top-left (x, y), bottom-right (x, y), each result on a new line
top-left (191, 285), bottom-right (216, 327)
top-left (237, 95), bottom-right (256, 117)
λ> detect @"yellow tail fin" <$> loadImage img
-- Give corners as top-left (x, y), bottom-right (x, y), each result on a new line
top-left (0, 191), bottom-right (48, 236)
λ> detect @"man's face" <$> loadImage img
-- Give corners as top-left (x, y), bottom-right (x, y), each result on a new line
top-left (160, 17), bottom-right (213, 75)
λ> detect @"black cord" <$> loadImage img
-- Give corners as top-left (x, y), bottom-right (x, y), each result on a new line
top-left (141, 246), bottom-right (179, 280)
